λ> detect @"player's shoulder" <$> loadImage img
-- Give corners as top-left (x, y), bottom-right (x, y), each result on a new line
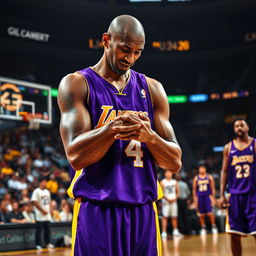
top-left (59, 72), bottom-right (87, 91)
top-left (223, 141), bottom-right (232, 153)
top-left (58, 72), bottom-right (88, 102)
top-left (144, 76), bottom-right (163, 91)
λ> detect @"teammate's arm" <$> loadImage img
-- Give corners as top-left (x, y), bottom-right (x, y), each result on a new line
top-left (220, 143), bottom-right (231, 208)
top-left (192, 176), bottom-right (198, 208)
top-left (113, 78), bottom-right (182, 173)
top-left (209, 174), bottom-right (216, 206)
top-left (58, 73), bottom-right (141, 170)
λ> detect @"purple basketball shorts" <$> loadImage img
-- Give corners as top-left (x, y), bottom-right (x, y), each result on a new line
top-left (226, 192), bottom-right (256, 235)
top-left (71, 199), bottom-right (162, 256)
top-left (198, 195), bottom-right (212, 214)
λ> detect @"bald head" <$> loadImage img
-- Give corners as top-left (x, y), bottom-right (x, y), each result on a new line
top-left (107, 15), bottom-right (145, 42)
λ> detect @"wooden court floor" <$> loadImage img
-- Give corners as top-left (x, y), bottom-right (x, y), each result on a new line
top-left (0, 234), bottom-right (254, 256)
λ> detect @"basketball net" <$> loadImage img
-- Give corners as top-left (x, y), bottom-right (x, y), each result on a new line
top-left (21, 113), bottom-right (40, 130)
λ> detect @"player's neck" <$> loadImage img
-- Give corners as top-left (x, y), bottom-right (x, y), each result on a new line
top-left (235, 134), bottom-right (251, 143)
top-left (199, 173), bottom-right (206, 177)
top-left (92, 58), bottom-right (129, 84)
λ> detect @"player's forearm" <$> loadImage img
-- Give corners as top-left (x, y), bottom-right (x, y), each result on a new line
top-left (66, 124), bottom-right (115, 170)
top-left (146, 132), bottom-right (182, 173)
top-left (220, 170), bottom-right (228, 196)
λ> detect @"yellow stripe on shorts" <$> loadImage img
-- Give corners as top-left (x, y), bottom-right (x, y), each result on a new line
top-left (71, 198), bottom-right (82, 256)
top-left (153, 202), bottom-right (162, 256)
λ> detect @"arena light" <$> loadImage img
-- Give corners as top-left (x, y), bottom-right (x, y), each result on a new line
top-left (167, 95), bottom-right (187, 104)
top-left (213, 146), bottom-right (224, 152)
top-left (51, 88), bottom-right (58, 97)
top-left (189, 94), bottom-right (208, 102)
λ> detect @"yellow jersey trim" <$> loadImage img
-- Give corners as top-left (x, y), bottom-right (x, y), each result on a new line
top-left (157, 180), bottom-right (164, 200)
top-left (89, 67), bottom-right (131, 94)
top-left (67, 169), bottom-right (83, 199)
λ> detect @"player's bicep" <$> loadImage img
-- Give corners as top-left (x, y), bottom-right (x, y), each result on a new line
top-left (147, 78), bottom-right (178, 143)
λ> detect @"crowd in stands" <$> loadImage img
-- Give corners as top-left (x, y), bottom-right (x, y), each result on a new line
top-left (0, 127), bottom-right (73, 224)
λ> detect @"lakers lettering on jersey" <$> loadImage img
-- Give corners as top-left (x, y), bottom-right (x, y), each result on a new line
top-left (228, 138), bottom-right (256, 194)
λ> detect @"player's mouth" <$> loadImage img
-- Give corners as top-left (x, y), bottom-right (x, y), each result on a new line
top-left (119, 61), bottom-right (130, 69)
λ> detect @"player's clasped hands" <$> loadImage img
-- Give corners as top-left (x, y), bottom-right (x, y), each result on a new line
top-left (112, 112), bottom-right (154, 142)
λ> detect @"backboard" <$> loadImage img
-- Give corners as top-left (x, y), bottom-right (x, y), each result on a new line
top-left (0, 76), bottom-right (52, 124)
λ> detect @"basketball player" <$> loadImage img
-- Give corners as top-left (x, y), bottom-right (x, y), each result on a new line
top-left (192, 164), bottom-right (218, 235)
top-left (57, 15), bottom-right (182, 256)
top-left (220, 119), bottom-right (256, 256)
top-left (160, 170), bottom-right (182, 238)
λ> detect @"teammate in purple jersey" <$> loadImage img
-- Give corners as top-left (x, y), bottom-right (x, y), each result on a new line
top-left (192, 164), bottom-right (218, 235)
top-left (57, 15), bottom-right (182, 256)
top-left (220, 119), bottom-right (256, 256)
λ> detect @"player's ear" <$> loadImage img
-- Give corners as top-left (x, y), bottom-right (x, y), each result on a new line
top-left (102, 33), bottom-right (111, 49)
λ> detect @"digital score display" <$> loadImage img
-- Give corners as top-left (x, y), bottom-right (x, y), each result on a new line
top-left (88, 38), bottom-right (191, 52)
top-left (152, 40), bottom-right (190, 51)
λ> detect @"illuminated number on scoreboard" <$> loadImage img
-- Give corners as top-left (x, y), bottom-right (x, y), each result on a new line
top-left (235, 164), bottom-right (250, 178)
top-left (199, 184), bottom-right (208, 192)
top-left (125, 140), bottom-right (143, 167)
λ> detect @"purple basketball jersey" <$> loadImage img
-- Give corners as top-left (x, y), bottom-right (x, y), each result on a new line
top-left (196, 175), bottom-right (211, 196)
top-left (228, 138), bottom-right (256, 194)
top-left (68, 67), bottom-right (157, 204)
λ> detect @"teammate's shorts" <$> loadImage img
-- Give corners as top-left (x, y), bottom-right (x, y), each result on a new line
top-left (162, 200), bottom-right (178, 217)
top-left (198, 195), bottom-right (212, 214)
top-left (71, 199), bottom-right (162, 256)
top-left (226, 191), bottom-right (256, 235)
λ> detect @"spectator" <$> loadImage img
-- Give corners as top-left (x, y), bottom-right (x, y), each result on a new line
top-left (19, 189), bottom-right (31, 204)
top-left (31, 177), bottom-right (54, 250)
top-left (1, 161), bottom-right (14, 176)
top-left (3, 193), bottom-right (12, 212)
top-left (47, 174), bottom-right (59, 201)
top-left (60, 202), bottom-right (72, 222)
top-left (0, 182), bottom-right (7, 198)
top-left (0, 199), bottom-right (9, 223)
top-left (50, 200), bottom-right (61, 222)
top-left (7, 201), bottom-right (27, 223)
top-left (22, 202), bottom-right (36, 223)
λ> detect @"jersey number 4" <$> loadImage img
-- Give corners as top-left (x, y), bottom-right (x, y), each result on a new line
top-left (235, 164), bottom-right (250, 179)
top-left (125, 140), bottom-right (144, 167)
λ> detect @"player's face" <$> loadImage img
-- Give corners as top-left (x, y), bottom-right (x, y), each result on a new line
top-left (107, 34), bottom-right (144, 75)
top-left (165, 170), bottom-right (173, 179)
top-left (198, 166), bottom-right (206, 175)
top-left (234, 120), bottom-right (249, 138)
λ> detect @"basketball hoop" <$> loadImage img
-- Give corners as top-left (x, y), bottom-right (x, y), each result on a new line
top-left (20, 112), bottom-right (41, 130)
